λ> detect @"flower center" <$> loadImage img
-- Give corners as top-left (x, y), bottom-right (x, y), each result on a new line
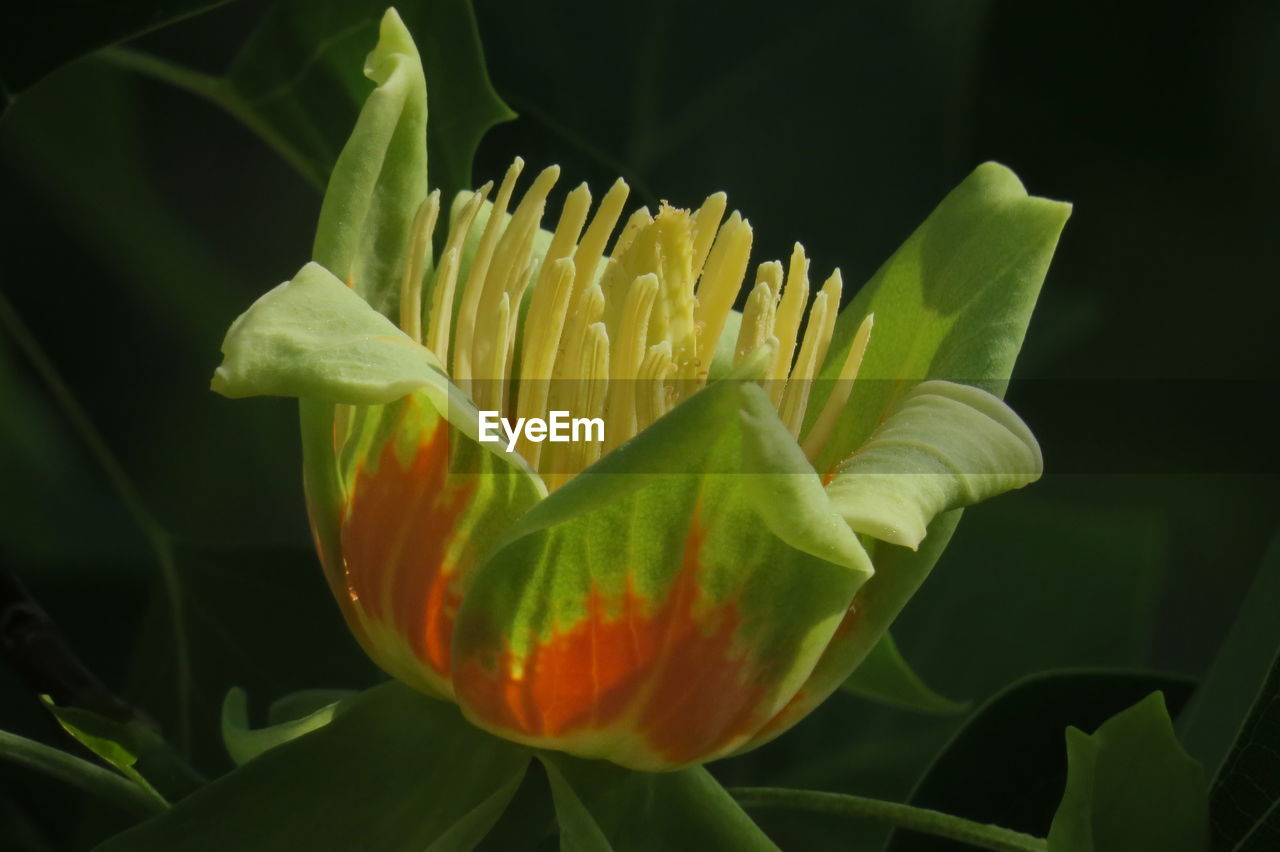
top-left (398, 158), bottom-right (873, 488)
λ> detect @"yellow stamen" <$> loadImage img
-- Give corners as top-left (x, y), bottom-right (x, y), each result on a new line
top-left (472, 165), bottom-right (560, 387)
top-left (778, 290), bottom-right (830, 436)
top-left (604, 273), bottom-right (659, 451)
top-left (475, 292), bottom-right (512, 414)
top-left (454, 158), bottom-right (525, 389)
top-left (566, 179), bottom-right (630, 313)
top-left (690, 211), bottom-right (753, 386)
top-left (401, 162), bottom-right (870, 488)
top-left (425, 183), bottom-right (491, 359)
top-left (690, 192), bottom-right (728, 280)
top-left (635, 340), bottom-right (674, 431)
top-left (516, 258), bottom-right (576, 466)
top-left (769, 243), bottom-right (810, 404)
top-left (813, 269), bottom-right (843, 374)
top-left (735, 280), bottom-right (777, 366)
top-left (802, 313), bottom-right (874, 462)
top-left (398, 190), bottom-right (440, 344)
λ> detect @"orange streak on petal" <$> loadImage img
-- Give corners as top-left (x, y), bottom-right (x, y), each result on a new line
top-left (340, 418), bottom-right (475, 679)
top-left (456, 509), bottom-right (773, 765)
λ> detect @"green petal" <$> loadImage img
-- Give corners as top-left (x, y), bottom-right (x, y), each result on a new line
top-left (450, 377), bottom-right (871, 770)
top-left (312, 8), bottom-right (428, 320)
top-left (211, 261), bottom-right (447, 405)
top-left (735, 512), bottom-right (962, 753)
top-left (209, 259), bottom-right (542, 475)
top-left (825, 379), bottom-right (1043, 549)
top-left (806, 162), bottom-right (1070, 473)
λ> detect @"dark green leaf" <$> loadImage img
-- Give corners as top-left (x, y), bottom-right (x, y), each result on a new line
top-left (1178, 531), bottom-right (1280, 783)
top-left (124, 544), bottom-right (381, 775)
top-left (267, 689), bottom-right (359, 726)
top-left (1048, 693), bottom-right (1208, 852)
top-left (892, 492), bottom-right (1172, 701)
top-left (98, 682), bottom-right (530, 851)
top-left (42, 699), bottom-right (201, 803)
top-left (1209, 643), bottom-right (1280, 850)
top-left (891, 670), bottom-right (1194, 851)
top-left (841, 634), bottom-right (968, 716)
top-left (540, 752), bottom-right (780, 851)
top-left (219, 687), bottom-right (348, 767)
top-left (224, 0), bottom-right (513, 200)
top-left (0, 728), bottom-right (162, 817)
top-left (0, 1), bottom-right (232, 112)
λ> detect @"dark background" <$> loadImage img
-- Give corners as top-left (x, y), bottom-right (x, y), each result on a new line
top-left (1, 1), bottom-right (1277, 849)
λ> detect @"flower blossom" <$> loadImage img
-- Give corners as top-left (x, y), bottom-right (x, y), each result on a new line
top-left (212, 9), bottom-right (1064, 770)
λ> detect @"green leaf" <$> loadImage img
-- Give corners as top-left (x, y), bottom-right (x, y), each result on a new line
top-left (41, 701), bottom-right (167, 807)
top-left (1178, 531), bottom-right (1280, 783)
top-left (97, 682), bottom-right (530, 852)
top-left (1208, 639), bottom-right (1280, 849)
top-left (840, 634), bottom-right (967, 716)
top-left (0, 1), bottom-right (232, 112)
top-left (890, 670), bottom-right (1195, 851)
top-left (451, 378), bottom-right (872, 769)
top-left (224, 0), bottom-right (512, 202)
top-left (268, 689), bottom-right (360, 726)
top-left (1048, 693), bottom-right (1209, 852)
top-left (42, 699), bottom-right (202, 805)
top-left (807, 162), bottom-right (1070, 474)
top-left (220, 687), bottom-right (348, 767)
top-left (0, 728), bottom-right (163, 817)
top-left (123, 543), bottom-right (382, 777)
top-left (540, 752), bottom-right (780, 851)
top-left (826, 379), bottom-right (1042, 549)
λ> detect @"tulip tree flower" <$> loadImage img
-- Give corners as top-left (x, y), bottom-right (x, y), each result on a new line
top-left (212, 10), bottom-right (1068, 771)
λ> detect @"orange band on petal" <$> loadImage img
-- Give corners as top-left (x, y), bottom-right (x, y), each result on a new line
top-left (455, 510), bottom-right (774, 767)
top-left (341, 418), bottom-right (474, 678)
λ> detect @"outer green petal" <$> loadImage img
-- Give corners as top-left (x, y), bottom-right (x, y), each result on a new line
top-left (450, 378), bottom-right (872, 771)
top-left (318, 390), bottom-right (543, 699)
top-left (735, 512), bottom-right (962, 753)
top-left (209, 263), bottom-right (547, 698)
top-left (826, 379), bottom-right (1043, 549)
top-left (805, 162), bottom-right (1070, 473)
top-left (210, 259), bottom-right (543, 477)
top-left (212, 261), bottom-right (447, 405)
top-left (745, 166), bottom-right (1066, 751)
top-left (313, 8), bottom-right (427, 320)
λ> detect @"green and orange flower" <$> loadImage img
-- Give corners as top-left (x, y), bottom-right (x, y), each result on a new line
top-left (211, 10), bottom-right (1068, 770)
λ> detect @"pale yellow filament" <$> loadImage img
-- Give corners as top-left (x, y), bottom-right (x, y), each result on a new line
top-left (802, 313), bottom-right (874, 462)
top-left (398, 191), bottom-right (440, 344)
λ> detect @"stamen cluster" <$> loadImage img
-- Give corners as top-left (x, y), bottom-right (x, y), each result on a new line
top-left (398, 158), bottom-right (873, 487)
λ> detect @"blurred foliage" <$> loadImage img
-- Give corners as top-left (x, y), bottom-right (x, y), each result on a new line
top-left (0, 0), bottom-right (1278, 850)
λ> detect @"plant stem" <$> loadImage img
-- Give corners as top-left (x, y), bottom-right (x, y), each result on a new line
top-left (0, 729), bottom-right (166, 816)
top-left (0, 292), bottom-right (191, 750)
top-left (97, 47), bottom-right (325, 188)
top-left (730, 787), bottom-right (1048, 852)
